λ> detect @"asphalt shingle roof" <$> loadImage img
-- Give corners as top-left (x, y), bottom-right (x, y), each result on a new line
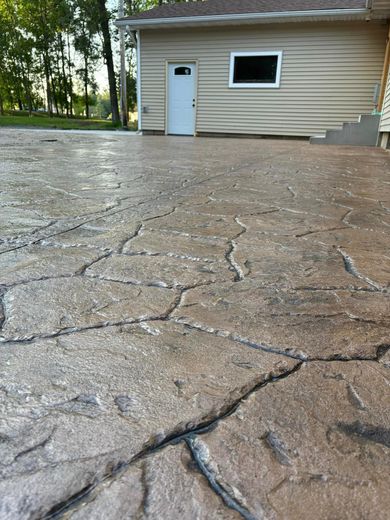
top-left (120, 0), bottom-right (368, 22)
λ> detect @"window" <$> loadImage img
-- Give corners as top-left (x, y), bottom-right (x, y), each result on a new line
top-left (229, 51), bottom-right (283, 89)
top-left (175, 67), bottom-right (192, 76)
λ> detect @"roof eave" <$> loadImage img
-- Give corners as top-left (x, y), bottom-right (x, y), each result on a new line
top-left (115, 8), bottom-right (372, 30)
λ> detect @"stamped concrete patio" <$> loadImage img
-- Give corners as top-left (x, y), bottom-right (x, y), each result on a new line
top-left (0, 129), bottom-right (389, 520)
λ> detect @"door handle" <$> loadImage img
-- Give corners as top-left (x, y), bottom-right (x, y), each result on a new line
top-left (192, 99), bottom-right (196, 108)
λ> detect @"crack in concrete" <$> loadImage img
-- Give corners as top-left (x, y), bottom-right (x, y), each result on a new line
top-left (262, 431), bottom-right (292, 467)
top-left (121, 250), bottom-right (217, 263)
top-left (76, 252), bottom-right (112, 276)
top-left (1, 219), bottom-right (58, 245)
top-left (300, 343), bottom-right (386, 363)
top-left (171, 319), bottom-right (308, 361)
top-left (117, 207), bottom-right (179, 254)
top-left (0, 274), bottom-right (80, 290)
top-left (346, 383), bottom-right (366, 410)
top-left (83, 271), bottom-right (221, 291)
top-left (2, 136), bottom-right (390, 519)
top-left (0, 219), bottom-right (96, 256)
top-left (338, 248), bottom-right (382, 291)
top-left (295, 226), bottom-right (349, 238)
top-left (336, 421), bottom-right (390, 448)
top-left (37, 239), bottom-right (110, 253)
top-left (40, 363), bottom-right (303, 519)
top-left (138, 460), bottom-right (149, 518)
top-left (295, 286), bottom-right (380, 293)
top-left (185, 436), bottom-right (259, 520)
top-left (0, 162), bottom-right (230, 257)
top-left (14, 428), bottom-right (56, 462)
top-left (171, 319), bottom-right (390, 364)
top-left (287, 186), bottom-right (297, 198)
top-left (226, 240), bottom-right (244, 282)
top-left (118, 223), bottom-right (142, 253)
top-left (0, 283), bottom-right (191, 344)
top-left (225, 217), bottom-right (248, 282)
top-left (341, 209), bottom-right (354, 225)
top-left (0, 289), bottom-right (5, 331)
top-left (0, 314), bottom-right (169, 344)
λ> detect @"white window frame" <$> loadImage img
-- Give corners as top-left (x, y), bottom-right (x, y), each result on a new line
top-left (229, 51), bottom-right (283, 89)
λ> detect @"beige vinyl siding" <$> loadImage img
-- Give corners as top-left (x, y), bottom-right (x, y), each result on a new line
top-left (140, 22), bottom-right (387, 136)
top-left (380, 69), bottom-right (390, 131)
top-left (372, 1), bottom-right (390, 16)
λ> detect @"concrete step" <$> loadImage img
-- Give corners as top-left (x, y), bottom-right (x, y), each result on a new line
top-left (310, 115), bottom-right (380, 146)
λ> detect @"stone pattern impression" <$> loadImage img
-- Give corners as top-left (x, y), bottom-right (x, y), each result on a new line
top-left (0, 130), bottom-right (389, 519)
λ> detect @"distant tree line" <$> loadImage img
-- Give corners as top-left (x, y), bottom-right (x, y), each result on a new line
top-left (0, 0), bottom-right (195, 122)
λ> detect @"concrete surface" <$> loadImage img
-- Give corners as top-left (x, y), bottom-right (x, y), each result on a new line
top-left (0, 129), bottom-right (389, 519)
top-left (310, 114), bottom-right (381, 146)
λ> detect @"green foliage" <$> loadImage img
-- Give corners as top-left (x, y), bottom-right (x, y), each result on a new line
top-left (95, 91), bottom-right (113, 118)
top-left (0, 110), bottom-right (137, 129)
top-left (0, 0), bottom-right (197, 121)
top-left (73, 0), bottom-right (101, 118)
top-left (127, 74), bottom-right (137, 112)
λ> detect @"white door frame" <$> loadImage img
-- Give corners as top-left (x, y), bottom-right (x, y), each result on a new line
top-left (165, 60), bottom-right (198, 136)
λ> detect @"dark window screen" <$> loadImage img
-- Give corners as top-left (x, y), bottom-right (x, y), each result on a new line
top-left (175, 67), bottom-right (191, 76)
top-left (233, 55), bottom-right (278, 84)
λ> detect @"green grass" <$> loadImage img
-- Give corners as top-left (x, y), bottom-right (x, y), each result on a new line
top-left (0, 111), bottom-right (137, 131)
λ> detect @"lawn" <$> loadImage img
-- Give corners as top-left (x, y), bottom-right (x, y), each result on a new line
top-left (0, 111), bottom-right (137, 131)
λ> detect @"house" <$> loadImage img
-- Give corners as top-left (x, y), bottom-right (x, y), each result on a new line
top-left (116, 0), bottom-right (390, 148)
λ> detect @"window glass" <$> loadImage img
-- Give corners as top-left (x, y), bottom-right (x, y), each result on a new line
top-left (233, 55), bottom-right (278, 84)
top-left (175, 67), bottom-right (191, 76)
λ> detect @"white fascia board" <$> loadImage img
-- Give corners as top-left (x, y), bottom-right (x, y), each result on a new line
top-left (115, 8), bottom-right (370, 29)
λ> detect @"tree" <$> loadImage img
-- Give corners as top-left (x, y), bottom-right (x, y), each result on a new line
top-left (0, 0), bottom-right (195, 120)
top-left (97, 0), bottom-right (120, 123)
top-left (15, 0), bottom-right (75, 116)
top-left (0, 0), bottom-right (36, 113)
top-left (73, 0), bottom-right (100, 118)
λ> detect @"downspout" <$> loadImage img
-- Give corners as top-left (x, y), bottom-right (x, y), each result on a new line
top-left (128, 29), bottom-right (142, 134)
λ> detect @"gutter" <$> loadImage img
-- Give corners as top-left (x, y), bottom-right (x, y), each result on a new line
top-left (115, 8), bottom-right (370, 29)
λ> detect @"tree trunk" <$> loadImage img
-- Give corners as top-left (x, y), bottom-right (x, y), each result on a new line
top-left (0, 96), bottom-right (4, 116)
top-left (25, 82), bottom-right (33, 116)
top-left (97, 0), bottom-right (120, 123)
top-left (50, 71), bottom-right (59, 115)
top-left (66, 33), bottom-right (74, 116)
top-left (27, 95), bottom-right (33, 116)
top-left (43, 53), bottom-right (53, 117)
top-left (18, 57), bottom-right (32, 116)
top-left (84, 56), bottom-right (89, 118)
top-left (8, 90), bottom-right (14, 110)
top-left (59, 34), bottom-right (69, 116)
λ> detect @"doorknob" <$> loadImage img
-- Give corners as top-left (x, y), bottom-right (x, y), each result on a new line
top-left (192, 99), bottom-right (196, 108)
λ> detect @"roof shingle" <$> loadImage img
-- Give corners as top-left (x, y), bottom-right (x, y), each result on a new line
top-left (119, 0), bottom-right (367, 22)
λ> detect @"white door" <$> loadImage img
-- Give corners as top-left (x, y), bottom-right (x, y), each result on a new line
top-left (167, 63), bottom-right (196, 135)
